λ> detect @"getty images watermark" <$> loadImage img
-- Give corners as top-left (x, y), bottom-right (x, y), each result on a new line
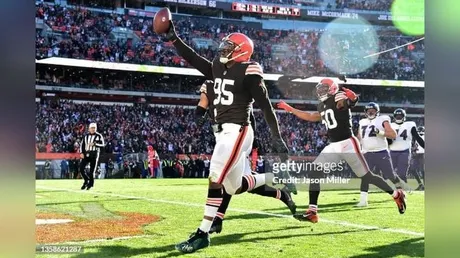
top-left (271, 160), bottom-right (351, 185)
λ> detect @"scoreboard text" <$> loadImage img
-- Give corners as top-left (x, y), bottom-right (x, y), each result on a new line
top-left (232, 3), bottom-right (301, 17)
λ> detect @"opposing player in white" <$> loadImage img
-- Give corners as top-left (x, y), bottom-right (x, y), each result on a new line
top-left (357, 102), bottom-right (405, 207)
top-left (390, 109), bottom-right (425, 190)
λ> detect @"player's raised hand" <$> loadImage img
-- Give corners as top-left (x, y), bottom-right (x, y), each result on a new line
top-left (341, 87), bottom-right (358, 102)
top-left (164, 21), bottom-right (178, 42)
top-left (277, 101), bottom-right (294, 113)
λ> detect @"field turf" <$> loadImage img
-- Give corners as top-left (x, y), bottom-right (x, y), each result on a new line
top-left (36, 179), bottom-right (424, 258)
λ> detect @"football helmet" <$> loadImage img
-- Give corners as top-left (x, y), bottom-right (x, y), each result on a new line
top-left (316, 78), bottom-right (339, 102)
top-left (393, 108), bottom-right (406, 124)
top-left (364, 102), bottom-right (380, 120)
top-left (218, 33), bottom-right (254, 64)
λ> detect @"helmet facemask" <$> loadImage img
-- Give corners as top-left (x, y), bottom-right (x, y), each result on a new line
top-left (365, 108), bottom-right (378, 120)
top-left (316, 83), bottom-right (331, 102)
top-left (393, 109), bottom-right (406, 124)
top-left (218, 39), bottom-right (247, 64)
top-left (394, 114), bottom-right (405, 124)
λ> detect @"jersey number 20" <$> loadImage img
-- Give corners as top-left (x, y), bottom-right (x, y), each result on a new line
top-left (320, 109), bottom-right (338, 129)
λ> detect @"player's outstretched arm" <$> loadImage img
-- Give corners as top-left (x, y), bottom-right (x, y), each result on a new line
top-left (164, 22), bottom-right (213, 79)
top-left (277, 101), bottom-right (321, 122)
top-left (411, 126), bottom-right (425, 148)
top-left (382, 121), bottom-right (397, 139)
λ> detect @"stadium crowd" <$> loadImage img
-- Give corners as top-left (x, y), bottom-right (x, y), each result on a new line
top-left (36, 65), bottom-right (425, 104)
top-left (36, 3), bottom-right (424, 81)
top-left (36, 100), bottom-right (425, 158)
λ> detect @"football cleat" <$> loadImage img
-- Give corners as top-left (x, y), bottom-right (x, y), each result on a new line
top-left (175, 229), bottom-right (210, 253)
top-left (356, 201), bottom-right (368, 207)
top-left (393, 189), bottom-right (407, 214)
top-left (280, 187), bottom-right (297, 215)
top-left (415, 184), bottom-right (425, 191)
top-left (293, 209), bottom-right (319, 223)
top-left (81, 183), bottom-right (87, 190)
top-left (209, 218), bottom-right (223, 234)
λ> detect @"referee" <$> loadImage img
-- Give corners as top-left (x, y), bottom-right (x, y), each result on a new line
top-left (79, 123), bottom-right (105, 190)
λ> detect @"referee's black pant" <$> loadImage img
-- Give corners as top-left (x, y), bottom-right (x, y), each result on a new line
top-left (80, 152), bottom-right (99, 187)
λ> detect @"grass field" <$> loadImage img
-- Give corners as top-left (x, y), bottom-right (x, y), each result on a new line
top-left (36, 179), bottom-right (424, 258)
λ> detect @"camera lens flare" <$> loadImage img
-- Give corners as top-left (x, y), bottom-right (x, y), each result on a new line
top-left (318, 17), bottom-right (380, 75)
top-left (391, 0), bottom-right (425, 36)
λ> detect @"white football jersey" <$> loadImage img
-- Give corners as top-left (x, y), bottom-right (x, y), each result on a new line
top-left (390, 121), bottom-right (416, 152)
top-left (415, 134), bottom-right (425, 154)
top-left (359, 115), bottom-right (391, 152)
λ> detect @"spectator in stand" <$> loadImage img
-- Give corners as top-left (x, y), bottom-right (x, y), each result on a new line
top-left (35, 3), bottom-right (424, 81)
top-left (36, 100), bottom-right (424, 157)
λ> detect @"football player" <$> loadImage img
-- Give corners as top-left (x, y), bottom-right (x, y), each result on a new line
top-left (356, 103), bottom-right (406, 207)
top-left (277, 79), bottom-right (407, 223)
top-left (390, 109), bottom-right (425, 190)
top-left (161, 23), bottom-right (293, 253)
top-left (197, 80), bottom-right (296, 234)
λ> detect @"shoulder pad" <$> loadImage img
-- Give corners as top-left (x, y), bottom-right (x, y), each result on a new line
top-left (408, 121), bottom-right (417, 128)
top-left (200, 80), bottom-right (213, 94)
top-left (199, 84), bottom-right (207, 94)
top-left (245, 62), bottom-right (263, 77)
top-left (380, 115), bottom-right (391, 122)
top-left (334, 91), bottom-right (347, 102)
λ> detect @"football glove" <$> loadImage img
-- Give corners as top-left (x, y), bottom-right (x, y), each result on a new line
top-left (164, 21), bottom-right (178, 42)
top-left (341, 87), bottom-right (357, 102)
top-left (277, 101), bottom-right (294, 113)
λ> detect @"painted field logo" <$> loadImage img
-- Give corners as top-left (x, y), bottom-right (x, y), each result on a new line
top-left (36, 211), bottom-right (160, 243)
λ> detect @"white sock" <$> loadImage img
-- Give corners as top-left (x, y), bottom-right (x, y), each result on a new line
top-left (252, 174), bottom-right (266, 189)
top-left (309, 204), bottom-right (318, 212)
top-left (199, 200), bottom-right (221, 232)
top-left (360, 191), bottom-right (368, 202)
top-left (392, 190), bottom-right (399, 198)
top-left (199, 219), bottom-right (214, 233)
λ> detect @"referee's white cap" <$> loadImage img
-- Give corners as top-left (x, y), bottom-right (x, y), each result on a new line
top-left (89, 123), bottom-right (97, 130)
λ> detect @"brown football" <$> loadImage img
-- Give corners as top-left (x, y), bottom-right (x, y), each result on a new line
top-left (153, 8), bottom-right (172, 34)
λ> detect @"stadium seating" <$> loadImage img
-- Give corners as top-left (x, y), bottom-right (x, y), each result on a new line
top-left (35, 100), bottom-right (424, 156)
top-left (35, 3), bottom-right (424, 81)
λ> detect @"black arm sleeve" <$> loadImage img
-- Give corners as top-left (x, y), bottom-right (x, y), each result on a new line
top-left (346, 96), bottom-right (359, 108)
top-left (173, 37), bottom-right (213, 79)
top-left (411, 126), bottom-right (425, 148)
top-left (247, 75), bottom-right (281, 138)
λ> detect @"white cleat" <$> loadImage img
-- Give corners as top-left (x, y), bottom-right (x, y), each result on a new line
top-left (356, 201), bottom-right (368, 207)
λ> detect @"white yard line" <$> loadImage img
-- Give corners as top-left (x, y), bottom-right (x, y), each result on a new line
top-left (36, 186), bottom-right (424, 237)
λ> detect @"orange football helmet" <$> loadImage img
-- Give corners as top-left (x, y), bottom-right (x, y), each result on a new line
top-left (316, 78), bottom-right (339, 102)
top-left (218, 33), bottom-right (254, 64)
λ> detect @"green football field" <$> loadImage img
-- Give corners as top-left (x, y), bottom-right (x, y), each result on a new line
top-left (36, 179), bottom-right (424, 258)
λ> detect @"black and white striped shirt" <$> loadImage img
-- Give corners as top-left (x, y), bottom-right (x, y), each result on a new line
top-left (80, 133), bottom-right (105, 154)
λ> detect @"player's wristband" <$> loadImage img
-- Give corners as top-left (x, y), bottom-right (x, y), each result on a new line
top-left (378, 130), bottom-right (385, 136)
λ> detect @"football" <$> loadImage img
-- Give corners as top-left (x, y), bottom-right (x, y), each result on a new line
top-left (153, 7), bottom-right (172, 34)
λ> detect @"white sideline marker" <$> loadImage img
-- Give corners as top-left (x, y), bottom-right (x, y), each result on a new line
top-left (36, 186), bottom-right (424, 237)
